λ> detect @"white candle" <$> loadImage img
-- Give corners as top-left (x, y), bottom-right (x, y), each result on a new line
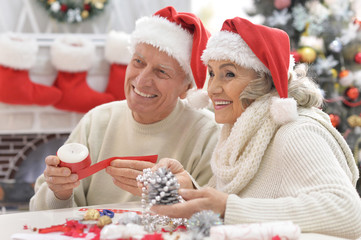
top-left (57, 143), bottom-right (89, 163)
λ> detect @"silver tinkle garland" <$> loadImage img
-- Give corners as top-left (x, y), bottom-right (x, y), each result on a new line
top-left (136, 167), bottom-right (187, 232)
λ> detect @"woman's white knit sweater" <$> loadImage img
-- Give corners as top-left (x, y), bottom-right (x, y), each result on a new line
top-left (208, 96), bottom-right (361, 239)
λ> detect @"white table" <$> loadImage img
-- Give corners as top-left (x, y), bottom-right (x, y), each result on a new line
top-left (0, 202), bottom-right (349, 240)
top-left (0, 202), bottom-right (141, 240)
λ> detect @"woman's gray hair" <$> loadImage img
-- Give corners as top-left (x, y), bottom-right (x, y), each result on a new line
top-left (239, 63), bottom-right (324, 109)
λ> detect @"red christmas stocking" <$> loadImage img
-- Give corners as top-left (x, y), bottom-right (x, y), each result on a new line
top-left (0, 32), bottom-right (62, 105)
top-left (51, 36), bottom-right (115, 113)
top-left (104, 31), bottom-right (132, 100)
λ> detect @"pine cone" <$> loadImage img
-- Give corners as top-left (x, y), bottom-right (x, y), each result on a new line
top-left (147, 167), bottom-right (181, 205)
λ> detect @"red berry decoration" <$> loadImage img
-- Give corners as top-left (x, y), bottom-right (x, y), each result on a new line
top-left (345, 87), bottom-right (360, 101)
top-left (84, 3), bottom-right (91, 11)
top-left (291, 50), bottom-right (301, 63)
top-left (329, 114), bottom-right (340, 128)
top-left (355, 52), bottom-right (361, 64)
top-left (60, 4), bottom-right (68, 12)
top-left (354, 17), bottom-right (361, 27)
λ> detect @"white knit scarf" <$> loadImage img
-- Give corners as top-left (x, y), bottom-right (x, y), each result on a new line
top-left (208, 94), bottom-right (280, 194)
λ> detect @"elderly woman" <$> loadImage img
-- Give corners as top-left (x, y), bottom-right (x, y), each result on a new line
top-left (151, 17), bottom-right (361, 239)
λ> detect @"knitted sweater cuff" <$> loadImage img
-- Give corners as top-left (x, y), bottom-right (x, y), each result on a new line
top-left (46, 190), bottom-right (74, 209)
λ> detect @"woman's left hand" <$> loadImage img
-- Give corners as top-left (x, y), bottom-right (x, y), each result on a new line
top-left (151, 187), bottom-right (228, 219)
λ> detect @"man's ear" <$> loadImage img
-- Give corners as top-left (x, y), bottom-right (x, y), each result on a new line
top-left (179, 83), bottom-right (192, 99)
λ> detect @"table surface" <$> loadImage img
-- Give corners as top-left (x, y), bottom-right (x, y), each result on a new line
top-left (0, 202), bottom-right (349, 240)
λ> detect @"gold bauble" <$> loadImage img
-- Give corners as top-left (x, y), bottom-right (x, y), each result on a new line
top-left (347, 115), bottom-right (361, 128)
top-left (297, 47), bottom-right (317, 63)
top-left (47, 0), bottom-right (56, 3)
top-left (81, 10), bottom-right (89, 19)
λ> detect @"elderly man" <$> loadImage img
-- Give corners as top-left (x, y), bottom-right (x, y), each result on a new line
top-left (29, 6), bottom-right (219, 210)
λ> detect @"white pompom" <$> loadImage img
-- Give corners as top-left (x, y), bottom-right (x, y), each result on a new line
top-left (270, 97), bottom-right (298, 124)
top-left (186, 89), bottom-right (211, 109)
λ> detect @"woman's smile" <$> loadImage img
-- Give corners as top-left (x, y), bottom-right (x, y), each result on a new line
top-left (213, 99), bottom-right (232, 110)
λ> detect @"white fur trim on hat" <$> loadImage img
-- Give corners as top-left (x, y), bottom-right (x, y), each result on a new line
top-left (130, 15), bottom-right (193, 79)
top-left (51, 35), bottom-right (95, 72)
top-left (105, 30), bottom-right (132, 64)
top-left (0, 32), bottom-right (38, 70)
top-left (186, 88), bottom-right (211, 109)
top-left (288, 54), bottom-right (295, 79)
top-left (201, 31), bottom-right (269, 74)
top-left (270, 97), bottom-right (298, 124)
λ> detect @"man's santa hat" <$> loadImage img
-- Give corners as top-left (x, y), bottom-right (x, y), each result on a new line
top-left (202, 17), bottom-right (298, 124)
top-left (130, 6), bottom-right (211, 108)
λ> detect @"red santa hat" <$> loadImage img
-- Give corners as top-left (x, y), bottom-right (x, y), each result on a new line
top-left (202, 17), bottom-right (297, 124)
top-left (130, 6), bottom-right (211, 108)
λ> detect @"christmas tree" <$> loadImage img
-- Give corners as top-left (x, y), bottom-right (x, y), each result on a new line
top-left (249, 0), bottom-right (361, 193)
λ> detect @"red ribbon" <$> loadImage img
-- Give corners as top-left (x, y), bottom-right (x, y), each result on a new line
top-left (59, 154), bottom-right (158, 180)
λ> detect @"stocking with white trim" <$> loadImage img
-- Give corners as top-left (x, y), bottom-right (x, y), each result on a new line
top-left (51, 35), bottom-right (115, 113)
top-left (0, 32), bottom-right (62, 106)
top-left (104, 31), bottom-right (132, 100)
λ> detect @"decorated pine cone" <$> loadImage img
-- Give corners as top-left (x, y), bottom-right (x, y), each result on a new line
top-left (187, 210), bottom-right (223, 239)
top-left (147, 167), bottom-right (182, 205)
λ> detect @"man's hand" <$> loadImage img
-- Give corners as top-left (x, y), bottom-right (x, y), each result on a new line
top-left (151, 187), bottom-right (228, 219)
top-left (106, 160), bottom-right (155, 196)
top-left (43, 155), bottom-right (80, 200)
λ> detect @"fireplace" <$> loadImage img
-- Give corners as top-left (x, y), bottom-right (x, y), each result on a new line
top-left (0, 34), bottom-right (108, 211)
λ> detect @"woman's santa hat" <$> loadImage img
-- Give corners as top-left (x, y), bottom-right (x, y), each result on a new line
top-left (202, 17), bottom-right (298, 124)
top-left (129, 6), bottom-right (211, 108)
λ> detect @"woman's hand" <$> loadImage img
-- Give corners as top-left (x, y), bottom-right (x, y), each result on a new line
top-left (151, 158), bottom-right (194, 190)
top-left (151, 187), bottom-right (228, 219)
top-left (43, 155), bottom-right (80, 200)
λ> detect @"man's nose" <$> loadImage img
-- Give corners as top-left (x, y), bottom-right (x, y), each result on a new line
top-left (134, 67), bottom-right (153, 87)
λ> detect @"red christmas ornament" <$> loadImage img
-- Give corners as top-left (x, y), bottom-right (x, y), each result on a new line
top-left (355, 52), bottom-right (361, 64)
top-left (329, 114), bottom-right (340, 128)
top-left (345, 87), bottom-right (360, 101)
top-left (60, 4), bottom-right (68, 12)
top-left (274, 0), bottom-right (291, 10)
top-left (291, 50), bottom-right (301, 63)
top-left (84, 3), bottom-right (91, 11)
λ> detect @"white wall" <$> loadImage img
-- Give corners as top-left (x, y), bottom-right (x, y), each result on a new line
top-left (0, 0), bottom-right (191, 34)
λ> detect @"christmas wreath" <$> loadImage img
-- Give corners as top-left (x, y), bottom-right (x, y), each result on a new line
top-left (37, 0), bottom-right (108, 23)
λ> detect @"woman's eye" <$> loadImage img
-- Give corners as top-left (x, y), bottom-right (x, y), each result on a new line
top-left (208, 71), bottom-right (214, 77)
top-left (225, 72), bottom-right (235, 77)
